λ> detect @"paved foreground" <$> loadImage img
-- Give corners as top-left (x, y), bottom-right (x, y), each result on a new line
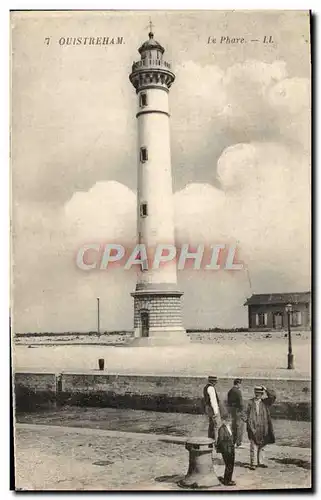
top-left (14, 424), bottom-right (311, 491)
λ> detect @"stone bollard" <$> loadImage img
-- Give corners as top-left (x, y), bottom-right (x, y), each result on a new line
top-left (178, 437), bottom-right (220, 489)
top-left (98, 358), bottom-right (105, 371)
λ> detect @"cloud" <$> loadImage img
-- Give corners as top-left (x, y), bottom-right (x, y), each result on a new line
top-left (13, 58), bottom-right (310, 331)
top-left (13, 137), bottom-right (310, 331)
top-left (64, 180), bottom-right (136, 242)
top-left (173, 140), bottom-right (310, 327)
top-left (267, 77), bottom-right (310, 150)
top-left (221, 60), bottom-right (288, 122)
top-left (13, 182), bottom-right (137, 332)
top-left (217, 141), bottom-right (310, 257)
top-left (171, 59), bottom-right (309, 187)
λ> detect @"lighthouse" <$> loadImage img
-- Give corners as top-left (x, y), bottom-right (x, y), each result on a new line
top-left (129, 28), bottom-right (189, 346)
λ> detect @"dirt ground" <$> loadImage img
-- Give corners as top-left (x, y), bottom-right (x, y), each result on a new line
top-left (16, 406), bottom-right (311, 448)
top-left (14, 330), bottom-right (311, 377)
top-left (14, 423), bottom-right (311, 491)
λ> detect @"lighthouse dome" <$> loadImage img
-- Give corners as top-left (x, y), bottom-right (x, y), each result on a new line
top-left (138, 32), bottom-right (165, 54)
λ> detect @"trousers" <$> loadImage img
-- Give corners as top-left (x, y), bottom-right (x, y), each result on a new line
top-left (208, 415), bottom-right (220, 443)
top-left (231, 408), bottom-right (244, 446)
top-left (222, 449), bottom-right (235, 484)
top-left (250, 440), bottom-right (265, 465)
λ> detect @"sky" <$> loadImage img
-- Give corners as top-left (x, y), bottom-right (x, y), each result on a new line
top-left (11, 10), bottom-right (311, 332)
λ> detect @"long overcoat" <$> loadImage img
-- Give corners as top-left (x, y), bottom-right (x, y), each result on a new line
top-left (246, 389), bottom-right (276, 446)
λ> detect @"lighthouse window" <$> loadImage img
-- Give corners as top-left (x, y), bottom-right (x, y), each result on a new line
top-left (140, 202), bottom-right (148, 217)
top-left (140, 147), bottom-right (148, 162)
top-left (140, 93), bottom-right (148, 107)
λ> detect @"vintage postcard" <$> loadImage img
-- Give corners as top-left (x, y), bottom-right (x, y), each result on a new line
top-left (11, 10), bottom-right (311, 491)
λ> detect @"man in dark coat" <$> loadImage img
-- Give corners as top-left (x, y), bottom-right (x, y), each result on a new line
top-left (246, 385), bottom-right (276, 470)
top-left (216, 412), bottom-right (236, 486)
top-left (203, 375), bottom-right (222, 445)
top-left (227, 378), bottom-right (244, 447)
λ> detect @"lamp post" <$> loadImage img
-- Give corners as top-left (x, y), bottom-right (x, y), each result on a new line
top-left (285, 303), bottom-right (294, 369)
top-left (97, 297), bottom-right (100, 337)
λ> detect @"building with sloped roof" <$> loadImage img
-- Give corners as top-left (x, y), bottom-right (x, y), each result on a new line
top-left (244, 292), bottom-right (311, 330)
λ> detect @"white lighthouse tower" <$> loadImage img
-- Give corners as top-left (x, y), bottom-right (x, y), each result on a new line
top-left (129, 28), bottom-right (189, 346)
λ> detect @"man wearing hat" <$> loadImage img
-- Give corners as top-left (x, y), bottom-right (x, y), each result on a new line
top-left (246, 385), bottom-right (276, 470)
top-left (216, 411), bottom-right (236, 486)
top-left (227, 378), bottom-right (244, 448)
top-left (203, 376), bottom-right (222, 444)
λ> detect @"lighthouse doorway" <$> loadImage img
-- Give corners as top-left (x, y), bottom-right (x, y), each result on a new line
top-left (140, 311), bottom-right (150, 337)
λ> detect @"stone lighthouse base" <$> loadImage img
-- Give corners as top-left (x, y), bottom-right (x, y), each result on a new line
top-left (130, 326), bottom-right (189, 346)
top-left (130, 288), bottom-right (190, 346)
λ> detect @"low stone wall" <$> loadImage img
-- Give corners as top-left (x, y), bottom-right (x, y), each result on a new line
top-left (14, 372), bottom-right (311, 421)
top-left (14, 373), bottom-right (57, 411)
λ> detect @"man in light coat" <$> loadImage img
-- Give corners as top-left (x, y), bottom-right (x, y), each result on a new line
top-left (246, 385), bottom-right (276, 470)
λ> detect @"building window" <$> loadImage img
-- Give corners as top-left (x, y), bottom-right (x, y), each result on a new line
top-left (255, 312), bottom-right (268, 327)
top-left (140, 202), bottom-right (148, 217)
top-left (291, 311), bottom-right (302, 326)
top-left (140, 147), bottom-right (148, 163)
top-left (139, 93), bottom-right (148, 107)
top-left (273, 312), bottom-right (283, 329)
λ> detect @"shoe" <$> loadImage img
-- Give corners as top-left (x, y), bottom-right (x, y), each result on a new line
top-left (249, 465), bottom-right (256, 470)
top-left (235, 444), bottom-right (245, 449)
top-left (225, 481), bottom-right (236, 486)
top-left (258, 464), bottom-right (268, 468)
